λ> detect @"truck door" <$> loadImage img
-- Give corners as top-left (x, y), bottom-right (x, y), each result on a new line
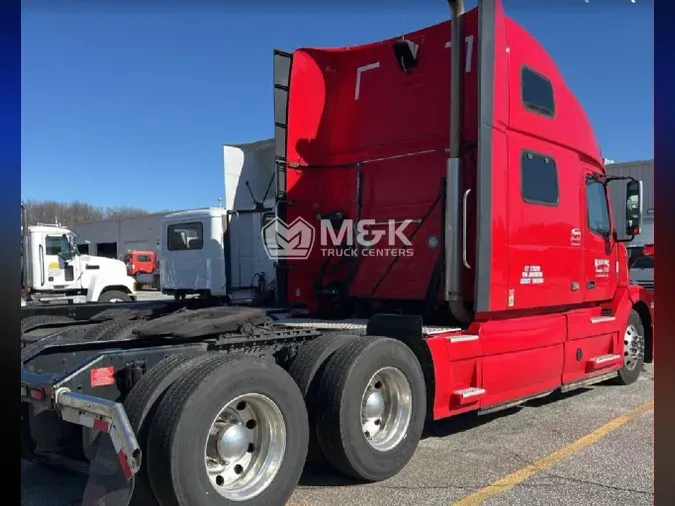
top-left (582, 170), bottom-right (617, 302)
top-left (43, 235), bottom-right (76, 288)
top-left (505, 144), bottom-right (584, 310)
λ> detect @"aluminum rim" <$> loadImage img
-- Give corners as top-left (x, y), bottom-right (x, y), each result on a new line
top-left (109, 298), bottom-right (124, 303)
top-left (360, 366), bottom-right (413, 452)
top-left (624, 324), bottom-right (645, 371)
top-left (203, 393), bottom-right (286, 501)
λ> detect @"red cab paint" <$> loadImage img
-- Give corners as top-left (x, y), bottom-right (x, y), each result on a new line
top-left (274, 0), bottom-right (653, 420)
top-left (124, 250), bottom-right (157, 277)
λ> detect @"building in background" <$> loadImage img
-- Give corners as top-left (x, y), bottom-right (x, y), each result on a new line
top-left (71, 211), bottom-right (176, 259)
top-left (605, 158), bottom-right (654, 248)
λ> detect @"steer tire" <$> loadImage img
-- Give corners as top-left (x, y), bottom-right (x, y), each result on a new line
top-left (98, 290), bottom-right (132, 303)
top-left (314, 336), bottom-right (426, 482)
top-left (613, 309), bottom-right (646, 386)
top-left (147, 354), bottom-right (309, 506)
top-left (123, 352), bottom-right (213, 506)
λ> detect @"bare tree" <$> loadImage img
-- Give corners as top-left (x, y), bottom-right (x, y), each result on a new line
top-left (21, 200), bottom-right (158, 227)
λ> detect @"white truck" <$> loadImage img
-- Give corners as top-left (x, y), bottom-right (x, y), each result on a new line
top-left (160, 140), bottom-right (277, 304)
top-left (21, 204), bottom-right (137, 305)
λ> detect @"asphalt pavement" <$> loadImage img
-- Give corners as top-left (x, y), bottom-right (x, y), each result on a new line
top-left (21, 363), bottom-right (653, 506)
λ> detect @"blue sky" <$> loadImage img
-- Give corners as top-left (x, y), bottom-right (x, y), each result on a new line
top-left (21, 1), bottom-right (653, 212)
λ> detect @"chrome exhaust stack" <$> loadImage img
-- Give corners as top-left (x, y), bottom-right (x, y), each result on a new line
top-left (445, 0), bottom-right (471, 323)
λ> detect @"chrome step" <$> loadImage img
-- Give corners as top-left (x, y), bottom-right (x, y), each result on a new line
top-left (586, 354), bottom-right (622, 372)
top-left (451, 387), bottom-right (487, 405)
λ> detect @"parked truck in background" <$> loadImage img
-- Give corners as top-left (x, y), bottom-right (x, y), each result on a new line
top-left (21, 203), bottom-right (137, 306)
top-left (160, 141), bottom-right (277, 304)
top-left (160, 206), bottom-right (276, 304)
top-left (20, 2), bottom-right (654, 505)
top-left (124, 250), bottom-right (160, 290)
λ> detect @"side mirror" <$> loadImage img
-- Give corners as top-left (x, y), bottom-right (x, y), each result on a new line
top-left (62, 234), bottom-right (79, 258)
top-left (625, 180), bottom-right (643, 237)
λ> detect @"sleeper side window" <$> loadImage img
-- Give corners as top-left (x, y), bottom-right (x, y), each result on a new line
top-left (521, 152), bottom-right (559, 206)
top-left (521, 67), bottom-right (555, 117)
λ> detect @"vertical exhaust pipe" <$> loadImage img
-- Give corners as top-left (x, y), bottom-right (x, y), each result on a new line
top-left (445, 0), bottom-right (471, 324)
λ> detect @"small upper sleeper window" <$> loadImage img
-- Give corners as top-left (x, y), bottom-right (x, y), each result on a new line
top-left (521, 66), bottom-right (555, 118)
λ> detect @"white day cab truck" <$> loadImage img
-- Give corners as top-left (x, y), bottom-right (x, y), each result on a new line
top-left (21, 203), bottom-right (137, 307)
top-left (160, 141), bottom-right (277, 305)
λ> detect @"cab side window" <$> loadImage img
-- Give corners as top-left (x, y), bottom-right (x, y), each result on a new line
top-left (586, 178), bottom-right (611, 237)
top-left (521, 152), bottom-right (558, 205)
top-left (45, 236), bottom-right (69, 256)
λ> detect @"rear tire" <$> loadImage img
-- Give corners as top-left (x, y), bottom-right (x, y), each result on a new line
top-left (122, 352), bottom-right (213, 506)
top-left (288, 333), bottom-right (360, 397)
top-left (98, 290), bottom-right (132, 303)
top-left (315, 336), bottom-right (426, 482)
top-left (147, 354), bottom-right (309, 506)
top-left (288, 333), bottom-right (360, 466)
top-left (614, 309), bottom-right (645, 385)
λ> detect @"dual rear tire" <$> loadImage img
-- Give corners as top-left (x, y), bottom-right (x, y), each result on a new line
top-left (121, 334), bottom-right (426, 505)
top-left (123, 353), bottom-right (309, 506)
top-left (289, 334), bottom-right (427, 482)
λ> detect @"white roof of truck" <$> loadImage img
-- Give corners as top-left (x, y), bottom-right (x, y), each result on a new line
top-left (28, 224), bottom-right (73, 235)
top-left (163, 208), bottom-right (229, 222)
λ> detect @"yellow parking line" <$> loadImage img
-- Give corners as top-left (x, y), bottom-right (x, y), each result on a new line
top-left (452, 401), bottom-right (654, 506)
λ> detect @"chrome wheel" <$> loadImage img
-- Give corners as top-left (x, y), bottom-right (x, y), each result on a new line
top-left (204, 393), bottom-right (287, 501)
top-left (624, 324), bottom-right (645, 371)
top-left (109, 298), bottom-right (124, 303)
top-left (360, 367), bottom-right (413, 452)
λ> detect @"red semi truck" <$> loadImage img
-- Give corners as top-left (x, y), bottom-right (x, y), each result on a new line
top-left (20, 1), bottom-right (653, 505)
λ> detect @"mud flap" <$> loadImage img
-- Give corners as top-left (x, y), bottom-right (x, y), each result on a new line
top-left (81, 433), bottom-right (135, 506)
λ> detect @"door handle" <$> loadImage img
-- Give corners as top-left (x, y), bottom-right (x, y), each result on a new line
top-left (587, 281), bottom-right (596, 289)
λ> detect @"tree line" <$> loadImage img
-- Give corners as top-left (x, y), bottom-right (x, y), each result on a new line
top-left (21, 199), bottom-right (160, 227)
